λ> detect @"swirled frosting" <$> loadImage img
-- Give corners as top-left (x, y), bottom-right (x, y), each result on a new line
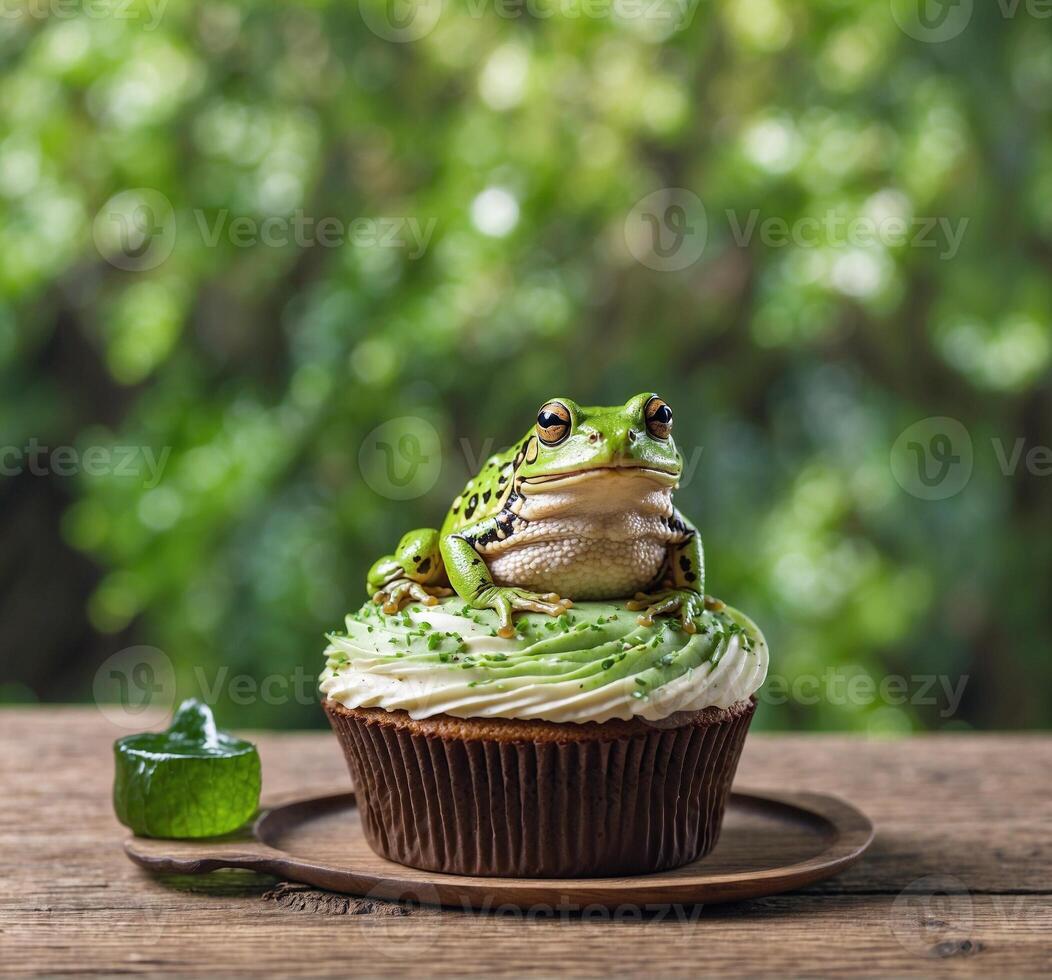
top-left (319, 598), bottom-right (767, 725)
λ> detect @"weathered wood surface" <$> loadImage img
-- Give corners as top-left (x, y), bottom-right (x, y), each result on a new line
top-left (1, 707), bottom-right (1049, 977)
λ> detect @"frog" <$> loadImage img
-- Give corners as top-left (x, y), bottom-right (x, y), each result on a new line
top-left (366, 393), bottom-right (705, 638)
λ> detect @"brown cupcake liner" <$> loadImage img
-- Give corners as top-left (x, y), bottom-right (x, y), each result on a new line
top-left (323, 697), bottom-right (755, 878)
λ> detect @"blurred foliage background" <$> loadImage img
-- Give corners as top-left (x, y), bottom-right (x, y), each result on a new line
top-left (2, 0), bottom-right (1050, 732)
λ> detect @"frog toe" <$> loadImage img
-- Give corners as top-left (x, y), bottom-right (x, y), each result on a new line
top-left (373, 578), bottom-right (450, 615)
top-left (626, 589), bottom-right (702, 629)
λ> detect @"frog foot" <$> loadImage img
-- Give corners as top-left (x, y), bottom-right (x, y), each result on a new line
top-left (477, 587), bottom-right (573, 638)
top-left (373, 578), bottom-right (453, 615)
top-left (626, 589), bottom-right (704, 634)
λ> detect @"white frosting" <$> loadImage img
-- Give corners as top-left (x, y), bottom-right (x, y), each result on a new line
top-left (319, 599), bottom-right (767, 725)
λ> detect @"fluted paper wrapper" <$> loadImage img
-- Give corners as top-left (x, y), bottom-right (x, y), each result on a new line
top-left (323, 698), bottom-right (755, 878)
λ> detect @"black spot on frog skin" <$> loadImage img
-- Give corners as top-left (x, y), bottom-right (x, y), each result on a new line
top-left (418, 557), bottom-right (431, 575)
top-left (685, 572), bottom-right (697, 583)
top-left (668, 515), bottom-right (688, 536)
top-left (471, 558), bottom-right (481, 566)
top-left (464, 493), bottom-right (479, 519)
top-left (679, 556), bottom-right (692, 573)
top-left (482, 489), bottom-right (491, 503)
top-left (474, 510), bottom-right (519, 548)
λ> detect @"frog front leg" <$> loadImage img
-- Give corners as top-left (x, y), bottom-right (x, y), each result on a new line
top-left (367, 528), bottom-right (453, 614)
top-left (441, 522), bottom-right (572, 638)
top-left (626, 508), bottom-right (706, 634)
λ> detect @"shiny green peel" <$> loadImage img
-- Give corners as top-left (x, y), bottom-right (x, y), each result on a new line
top-left (113, 699), bottom-right (261, 839)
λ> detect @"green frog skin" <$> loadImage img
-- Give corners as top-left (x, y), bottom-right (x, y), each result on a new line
top-left (366, 393), bottom-right (704, 638)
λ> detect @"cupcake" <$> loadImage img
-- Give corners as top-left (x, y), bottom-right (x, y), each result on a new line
top-left (321, 394), bottom-right (768, 877)
top-left (321, 599), bottom-right (765, 877)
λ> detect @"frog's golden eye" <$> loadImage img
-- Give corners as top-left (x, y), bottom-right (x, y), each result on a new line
top-left (644, 396), bottom-right (673, 440)
top-left (536, 401), bottom-right (572, 446)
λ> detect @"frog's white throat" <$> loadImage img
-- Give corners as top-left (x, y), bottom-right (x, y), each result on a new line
top-left (516, 467), bottom-right (675, 523)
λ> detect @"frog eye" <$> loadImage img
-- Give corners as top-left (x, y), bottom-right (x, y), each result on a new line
top-left (644, 396), bottom-right (673, 440)
top-left (536, 401), bottom-right (572, 445)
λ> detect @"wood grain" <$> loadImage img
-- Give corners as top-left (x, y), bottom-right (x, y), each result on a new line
top-left (1, 707), bottom-right (1050, 977)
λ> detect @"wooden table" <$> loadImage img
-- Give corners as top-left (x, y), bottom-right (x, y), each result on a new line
top-left (2, 708), bottom-right (1049, 977)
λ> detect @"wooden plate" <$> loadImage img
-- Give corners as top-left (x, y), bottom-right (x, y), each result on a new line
top-left (125, 788), bottom-right (873, 909)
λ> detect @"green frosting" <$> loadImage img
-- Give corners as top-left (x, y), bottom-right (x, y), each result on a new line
top-left (320, 598), bottom-right (767, 722)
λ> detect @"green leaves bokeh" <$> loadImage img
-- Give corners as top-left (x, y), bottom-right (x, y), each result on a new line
top-left (2, 0), bottom-right (1050, 731)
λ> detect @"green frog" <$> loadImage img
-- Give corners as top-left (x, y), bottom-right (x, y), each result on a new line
top-left (367, 393), bottom-right (705, 638)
